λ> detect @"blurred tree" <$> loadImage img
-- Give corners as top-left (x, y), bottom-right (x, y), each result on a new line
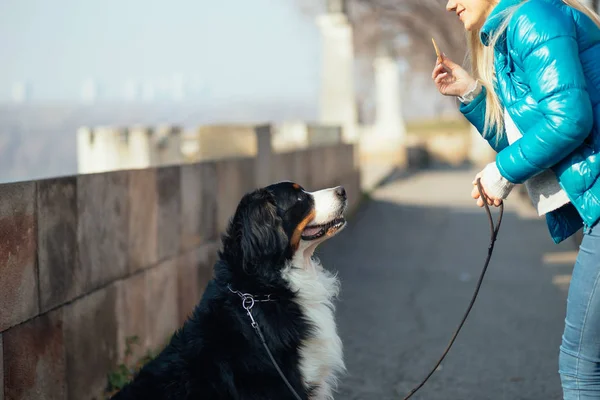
top-left (298, 0), bottom-right (467, 71)
top-left (296, 0), bottom-right (468, 121)
top-left (349, 0), bottom-right (467, 71)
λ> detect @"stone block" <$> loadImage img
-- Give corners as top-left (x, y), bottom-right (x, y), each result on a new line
top-left (291, 150), bottom-right (311, 189)
top-left (322, 145), bottom-right (340, 188)
top-left (199, 163), bottom-right (218, 243)
top-left (215, 158), bottom-right (256, 234)
top-left (307, 146), bottom-right (328, 191)
top-left (177, 250), bottom-right (201, 325)
top-left (157, 166), bottom-right (181, 262)
top-left (185, 125), bottom-right (258, 161)
top-left (115, 274), bottom-right (148, 365)
top-left (128, 169), bottom-right (158, 273)
top-left (1, 334), bottom-right (4, 400)
top-left (3, 309), bottom-right (66, 400)
top-left (271, 153), bottom-right (296, 185)
top-left (200, 243), bottom-right (218, 292)
top-left (179, 165), bottom-right (202, 252)
top-left (146, 259), bottom-right (179, 351)
top-left (64, 285), bottom-right (118, 400)
top-left (180, 163), bottom-right (218, 252)
top-left (37, 177), bottom-right (81, 313)
top-left (77, 171), bottom-right (130, 292)
top-left (176, 243), bottom-right (218, 325)
top-left (270, 149), bottom-right (312, 189)
top-left (339, 144), bottom-right (356, 176)
top-left (306, 125), bottom-right (342, 146)
top-left (0, 181), bottom-right (38, 331)
top-left (254, 124), bottom-right (273, 188)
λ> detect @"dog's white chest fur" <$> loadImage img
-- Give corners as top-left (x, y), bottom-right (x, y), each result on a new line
top-left (283, 257), bottom-right (345, 400)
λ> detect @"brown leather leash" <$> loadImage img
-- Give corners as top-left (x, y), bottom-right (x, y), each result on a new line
top-left (402, 178), bottom-right (504, 399)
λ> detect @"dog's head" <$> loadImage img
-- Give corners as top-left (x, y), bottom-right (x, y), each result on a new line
top-left (220, 181), bottom-right (347, 279)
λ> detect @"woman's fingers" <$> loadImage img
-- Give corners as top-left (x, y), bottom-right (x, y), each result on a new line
top-left (472, 172), bottom-right (503, 208)
top-left (432, 63), bottom-right (445, 78)
top-left (440, 62), bottom-right (452, 74)
top-left (432, 63), bottom-right (450, 78)
top-left (434, 72), bottom-right (448, 84)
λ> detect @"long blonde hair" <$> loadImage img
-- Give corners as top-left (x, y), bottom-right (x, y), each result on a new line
top-left (467, 0), bottom-right (600, 139)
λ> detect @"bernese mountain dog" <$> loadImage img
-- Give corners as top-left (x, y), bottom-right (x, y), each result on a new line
top-left (111, 181), bottom-right (348, 399)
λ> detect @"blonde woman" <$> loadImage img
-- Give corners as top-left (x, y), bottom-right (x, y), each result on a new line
top-left (432, 0), bottom-right (600, 397)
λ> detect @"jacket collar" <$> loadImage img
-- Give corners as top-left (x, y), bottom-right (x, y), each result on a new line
top-left (480, 0), bottom-right (523, 46)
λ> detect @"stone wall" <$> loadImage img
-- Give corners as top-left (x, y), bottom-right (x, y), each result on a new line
top-left (77, 126), bottom-right (183, 175)
top-left (0, 134), bottom-right (361, 399)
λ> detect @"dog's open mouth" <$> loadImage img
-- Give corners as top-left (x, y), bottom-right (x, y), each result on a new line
top-left (301, 217), bottom-right (346, 240)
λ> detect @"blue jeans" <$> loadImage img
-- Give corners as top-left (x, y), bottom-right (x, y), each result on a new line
top-left (559, 222), bottom-right (600, 399)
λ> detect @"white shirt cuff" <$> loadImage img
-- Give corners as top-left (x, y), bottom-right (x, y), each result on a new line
top-left (480, 162), bottom-right (515, 199)
top-left (458, 80), bottom-right (482, 104)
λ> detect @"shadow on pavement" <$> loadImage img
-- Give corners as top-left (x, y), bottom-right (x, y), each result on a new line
top-left (317, 193), bottom-right (576, 400)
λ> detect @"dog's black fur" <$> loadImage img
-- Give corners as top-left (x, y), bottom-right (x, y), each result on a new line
top-left (111, 181), bottom-right (344, 400)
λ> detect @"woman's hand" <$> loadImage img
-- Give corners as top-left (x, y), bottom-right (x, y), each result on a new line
top-left (471, 172), bottom-right (503, 208)
top-left (432, 54), bottom-right (478, 97)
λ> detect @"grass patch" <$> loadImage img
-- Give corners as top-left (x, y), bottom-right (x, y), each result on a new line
top-left (103, 335), bottom-right (164, 399)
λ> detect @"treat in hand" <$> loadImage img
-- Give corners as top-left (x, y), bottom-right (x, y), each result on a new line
top-left (432, 38), bottom-right (441, 60)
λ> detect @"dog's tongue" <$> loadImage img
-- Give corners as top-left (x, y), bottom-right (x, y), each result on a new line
top-left (303, 225), bottom-right (323, 237)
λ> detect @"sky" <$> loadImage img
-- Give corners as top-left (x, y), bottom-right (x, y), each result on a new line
top-left (0, 0), bottom-right (322, 104)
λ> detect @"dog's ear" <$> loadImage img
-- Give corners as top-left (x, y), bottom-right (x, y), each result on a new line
top-left (238, 189), bottom-right (288, 272)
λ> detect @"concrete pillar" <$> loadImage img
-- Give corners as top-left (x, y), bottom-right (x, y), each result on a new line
top-left (373, 47), bottom-right (406, 145)
top-left (316, 0), bottom-right (358, 144)
top-left (358, 43), bottom-right (407, 170)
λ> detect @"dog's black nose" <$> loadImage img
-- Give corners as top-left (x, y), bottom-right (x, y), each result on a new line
top-left (335, 186), bottom-right (346, 199)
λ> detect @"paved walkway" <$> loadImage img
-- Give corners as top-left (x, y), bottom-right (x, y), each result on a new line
top-left (318, 166), bottom-right (578, 400)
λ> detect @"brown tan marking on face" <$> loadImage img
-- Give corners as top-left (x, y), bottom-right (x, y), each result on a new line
top-left (290, 208), bottom-right (316, 251)
top-left (292, 183), bottom-right (301, 190)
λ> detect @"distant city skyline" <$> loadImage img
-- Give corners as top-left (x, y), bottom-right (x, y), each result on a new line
top-left (9, 73), bottom-right (226, 104)
top-left (0, 0), bottom-right (321, 104)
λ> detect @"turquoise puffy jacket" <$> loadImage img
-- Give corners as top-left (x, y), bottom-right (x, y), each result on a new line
top-left (460, 0), bottom-right (600, 243)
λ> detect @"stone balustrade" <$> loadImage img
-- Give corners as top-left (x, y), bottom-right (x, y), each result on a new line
top-left (0, 124), bottom-right (360, 400)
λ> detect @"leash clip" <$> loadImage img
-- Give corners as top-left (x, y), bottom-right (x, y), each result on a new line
top-left (241, 294), bottom-right (259, 329)
top-left (242, 294), bottom-right (255, 311)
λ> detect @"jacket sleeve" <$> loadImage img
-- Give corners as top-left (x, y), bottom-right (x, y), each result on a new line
top-left (459, 84), bottom-right (509, 153)
top-left (495, 3), bottom-right (594, 184)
